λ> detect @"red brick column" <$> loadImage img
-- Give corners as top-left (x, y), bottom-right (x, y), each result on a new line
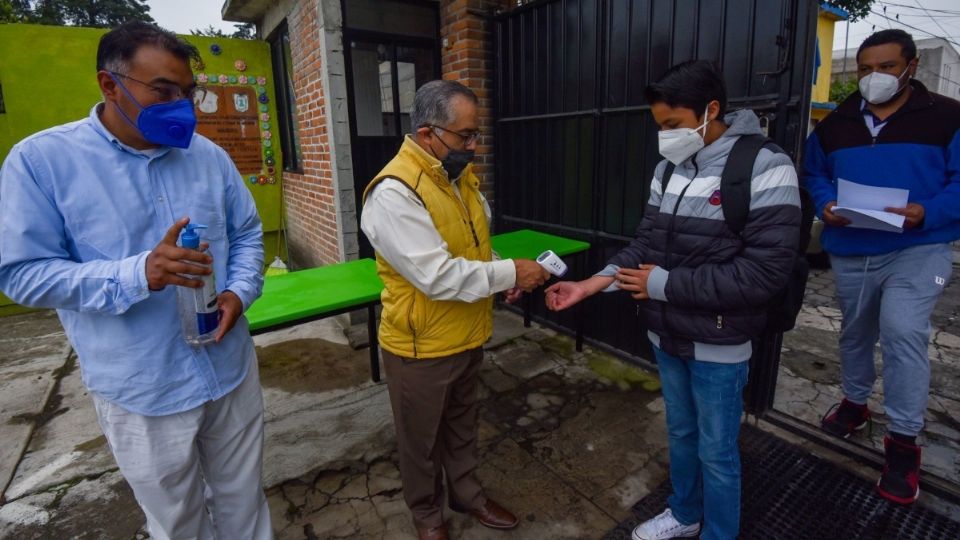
top-left (439, 0), bottom-right (512, 206)
top-left (281, 1), bottom-right (341, 268)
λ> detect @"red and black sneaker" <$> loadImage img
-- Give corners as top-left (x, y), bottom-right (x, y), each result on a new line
top-left (877, 435), bottom-right (921, 505)
top-left (821, 399), bottom-right (871, 438)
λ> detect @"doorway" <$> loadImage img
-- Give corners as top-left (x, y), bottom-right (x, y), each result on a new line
top-left (341, 0), bottom-right (441, 258)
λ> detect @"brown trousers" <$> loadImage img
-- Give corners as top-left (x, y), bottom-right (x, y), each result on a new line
top-left (382, 346), bottom-right (486, 528)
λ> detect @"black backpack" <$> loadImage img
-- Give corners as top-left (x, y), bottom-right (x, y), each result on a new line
top-left (661, 134), bottom-right (814, 334)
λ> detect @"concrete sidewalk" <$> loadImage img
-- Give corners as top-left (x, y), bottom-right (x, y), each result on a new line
top-left (0, 308), bottom-right (668, 539)
top-left (1, 267), bottom-right (959, 538)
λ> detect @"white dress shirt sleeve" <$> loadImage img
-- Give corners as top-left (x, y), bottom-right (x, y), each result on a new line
top-left (360, 178), bottom-right (516, 303)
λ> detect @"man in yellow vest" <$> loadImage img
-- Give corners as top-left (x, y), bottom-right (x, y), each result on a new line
top-left (361, 80), bottom-right (548, 540)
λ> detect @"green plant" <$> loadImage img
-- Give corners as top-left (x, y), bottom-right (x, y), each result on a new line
top-left (825, 0), bottom-right (875, 22)
top-left (830, 79), bottom-right (859, 103)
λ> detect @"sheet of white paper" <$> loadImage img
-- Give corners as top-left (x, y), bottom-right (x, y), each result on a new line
top-left (837, 178), bottom-right (908, 211)
top-left (832, 207), bottom-right (905, 233)
top-left (834, 178), bottom-right (909, 232)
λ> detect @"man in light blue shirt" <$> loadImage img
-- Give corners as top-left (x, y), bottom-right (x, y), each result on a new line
top-left (0, 22), bottom-right (272, 539)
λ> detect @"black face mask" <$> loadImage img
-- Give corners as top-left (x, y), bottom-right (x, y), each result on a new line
top-left (441, 150), bottom-right (475, 179)
top-left (433, 133), bottom-right (475, 179)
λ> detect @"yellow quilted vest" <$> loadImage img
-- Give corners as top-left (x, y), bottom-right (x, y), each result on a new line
top-left (362, 136), bottom-right (493, 359)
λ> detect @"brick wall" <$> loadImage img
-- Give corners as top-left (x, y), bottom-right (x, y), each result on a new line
top-left (439, 0), bottom-right (512, 206)
top-left (276, 0), bottom-right (510, 267)
top-left (282, 1), bottom-right (342, 269)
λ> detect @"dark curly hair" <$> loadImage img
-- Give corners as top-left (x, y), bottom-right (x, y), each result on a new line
top-left (97, 20), bottom-right (203, 73)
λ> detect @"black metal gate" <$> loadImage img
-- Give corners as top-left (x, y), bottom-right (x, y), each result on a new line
top-left (493, 0), bottom-right (818, 410)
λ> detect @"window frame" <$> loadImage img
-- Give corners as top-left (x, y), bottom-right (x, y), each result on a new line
top-left (268, 21), bottom-right (303, 174)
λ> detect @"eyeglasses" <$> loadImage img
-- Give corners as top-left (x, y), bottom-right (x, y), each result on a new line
top-left (111, 72), bottom-right (206, 102)
top-left (426, 124), bottom-right (481, 147)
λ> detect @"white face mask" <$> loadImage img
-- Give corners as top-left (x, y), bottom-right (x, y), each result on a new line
top-left (657, 106), bottom-right (711, 165)
top-left (859, 66), bottom-right (910, 105)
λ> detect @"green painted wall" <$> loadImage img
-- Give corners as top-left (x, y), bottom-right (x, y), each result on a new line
top-left (0, 24), bottom-right (288, 314)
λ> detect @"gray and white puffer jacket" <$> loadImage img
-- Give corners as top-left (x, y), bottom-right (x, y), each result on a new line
top-left (605, 109), bottom-right (801, 363)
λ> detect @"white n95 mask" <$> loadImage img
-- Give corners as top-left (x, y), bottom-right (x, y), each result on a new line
top-left (859, 67), bottom-right (909, 105)
top-left (658, 106), bottom-right (711, 165)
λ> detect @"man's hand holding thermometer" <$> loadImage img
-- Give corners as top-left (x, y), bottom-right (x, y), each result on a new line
top-left (505, 251), bottom-right (563, 303)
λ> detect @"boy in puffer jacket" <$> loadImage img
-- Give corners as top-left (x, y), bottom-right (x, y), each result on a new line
top-left (546, 60), bottom-right (801, 540)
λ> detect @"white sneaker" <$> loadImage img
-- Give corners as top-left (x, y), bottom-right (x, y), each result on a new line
top-left (631, 508), bottom-right (701, 540)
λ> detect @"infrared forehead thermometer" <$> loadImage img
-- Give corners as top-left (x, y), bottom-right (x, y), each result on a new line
top-left (536, 250), bottom-right (567, 277)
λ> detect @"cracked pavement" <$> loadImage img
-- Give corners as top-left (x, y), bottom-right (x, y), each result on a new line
top-left (261, 324), bottom-right (669, 540)
top-left (1, 251), bottom-right (959, 538)
top-left (0, 309), bottom-right (668, 539)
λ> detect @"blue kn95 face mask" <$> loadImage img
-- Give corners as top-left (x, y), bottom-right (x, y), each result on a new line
top-left (111, 74), bottom-right (197, 149)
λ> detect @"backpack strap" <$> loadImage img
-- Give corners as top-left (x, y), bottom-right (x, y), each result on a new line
top-left (720, 134), bottom-right (769, 235)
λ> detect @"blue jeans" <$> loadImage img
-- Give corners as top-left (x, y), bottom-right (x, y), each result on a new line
top-left (830, 243), bottom-right (953, 436)
top-left (655, 346), bottom-right (749, 540)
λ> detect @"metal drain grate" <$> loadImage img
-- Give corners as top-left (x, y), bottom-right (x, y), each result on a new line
top-left (604, 424), bottom-right (960, 540)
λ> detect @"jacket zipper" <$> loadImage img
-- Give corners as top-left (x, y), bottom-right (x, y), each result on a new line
top-left (660, 158), bottom-right (698, 338)
top-left (664, 157), bottom-right (698, 270)
top-left (443, 183), bottom-right (481, 247)
top-left (716, 314), bottom-right (724, 329)
top-left (467, 220), bottom-right (480, 247)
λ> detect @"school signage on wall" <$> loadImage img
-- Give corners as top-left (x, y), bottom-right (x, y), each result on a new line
top-left (194, 85), bottom-right (262, 174)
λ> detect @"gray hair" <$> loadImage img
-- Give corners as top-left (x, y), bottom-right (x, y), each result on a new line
top-left (101, 58), bottom-right (130, 74)
top-left (411, 80), bottom-right (478, 133)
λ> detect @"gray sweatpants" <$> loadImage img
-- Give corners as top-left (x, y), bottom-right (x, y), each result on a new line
top-left (830, 243), bottom-right (953, 436)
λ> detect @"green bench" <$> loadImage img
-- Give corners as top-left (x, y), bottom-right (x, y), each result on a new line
top-left (246, 257), bottom-right (384, 380)
top-left (246, 229), bottom-right (590, 382)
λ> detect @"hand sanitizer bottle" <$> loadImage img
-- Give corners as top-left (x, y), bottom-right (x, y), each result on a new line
top-left (178, 224), bottom-right (219, 346)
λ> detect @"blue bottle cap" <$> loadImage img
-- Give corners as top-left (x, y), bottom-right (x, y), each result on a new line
top-left (180, 224), bottom-right (208, 249)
